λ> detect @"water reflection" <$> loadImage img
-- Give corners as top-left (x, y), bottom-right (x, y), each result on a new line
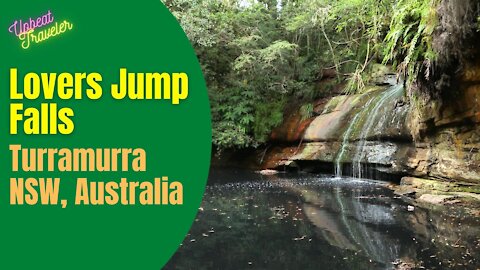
top-left (165, 169), bottom-right (480, 270)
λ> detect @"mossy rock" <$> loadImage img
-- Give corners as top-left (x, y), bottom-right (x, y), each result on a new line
top-left (321, 95), bottom-right (349, 114)
top-left (401, 177), bottom-right (480, 194)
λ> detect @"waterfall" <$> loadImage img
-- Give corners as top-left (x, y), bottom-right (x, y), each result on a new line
top-left (334, 100), bottom-right (370, 177)
top-left (334, 84), bottom-right (404, 179)
top-left (334, 113), bottom-right (361, 177)
top-left (352, 84), bottom-right (403, 178)
top-left (334, 94), bottom-right (376, 177)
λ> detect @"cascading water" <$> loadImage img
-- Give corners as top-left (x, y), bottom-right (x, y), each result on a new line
top-left (334, 98), bottom-right (374, 177)
top-left (334, 84), bottom-right (404, 179)
top-left (334, 113), bottom-right (361, 177)
top-left (352, 84), bottom-right (404, 178)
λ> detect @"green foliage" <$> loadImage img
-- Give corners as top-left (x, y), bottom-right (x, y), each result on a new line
top-left (253, 99), bottom-right (285, 143)
top-left (284, 0), bottom-right (395, 93)
top-left (166, 0), bottom-right (461, 150)
top-left (210, 87), bottom-right (256, 148)
top-left (166, 0), bottom-right (296, 149)
top-left (209, 86), bottom-right (284, 149)
top-left (165, 0), bottom-right (399, 149)
top-left (299, 103), bottom-right (314, 120)
top-left (383, 0), bottom-right (439, 82)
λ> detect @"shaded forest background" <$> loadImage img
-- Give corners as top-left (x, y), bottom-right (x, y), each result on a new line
top-left (165, 0), bottom-right (480, 150)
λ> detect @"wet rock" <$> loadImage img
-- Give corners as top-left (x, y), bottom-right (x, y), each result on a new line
top-left (451, 192), bottom-right (480, 201)
top-left (393, 186), bottom-right (416, 197)
top-left (258, 169), bottom-right (279, 175)
top-left (407, 60), bottom-right (480, 183)
top-left (392, 259), bottom-right (420, 270)
top-left (418, 194), bottom-right (456, 205)
top-left (289, 142), bottom-right (338, 161)
top-left (261, 146), bottom-right (298, 170)
top-left (367, 64), bottom-right (397, 86)
top-left (401, 177), bottom-right (480, 194)
top-left (303, 95), bottom-right (359, 141)
top-left (270, 104), bottom-right (315, 143)
top-left (258, 59), bottom-right (480, 184)
top-left (302, 87), bottom-right (412, 143)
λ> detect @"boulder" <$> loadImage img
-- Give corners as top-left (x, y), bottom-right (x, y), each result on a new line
top-left (417, 194), bottom-right (456, 205)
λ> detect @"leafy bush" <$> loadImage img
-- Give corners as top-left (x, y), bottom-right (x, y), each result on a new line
top-left (166, 0), bottom-right (479, 150)
top-left (383, 0), bottom-right (439, 83)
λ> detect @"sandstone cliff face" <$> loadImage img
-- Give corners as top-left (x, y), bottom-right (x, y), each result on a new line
top-left (263, 83), bottom-right (413, 178)
top-left (262, 64), bottom-right (480, 184)
top-left (407, 61), bottom-right (480, 183)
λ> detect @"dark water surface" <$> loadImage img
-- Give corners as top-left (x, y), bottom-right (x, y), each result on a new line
top-left (165, 169), bottom-right (480, 270)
